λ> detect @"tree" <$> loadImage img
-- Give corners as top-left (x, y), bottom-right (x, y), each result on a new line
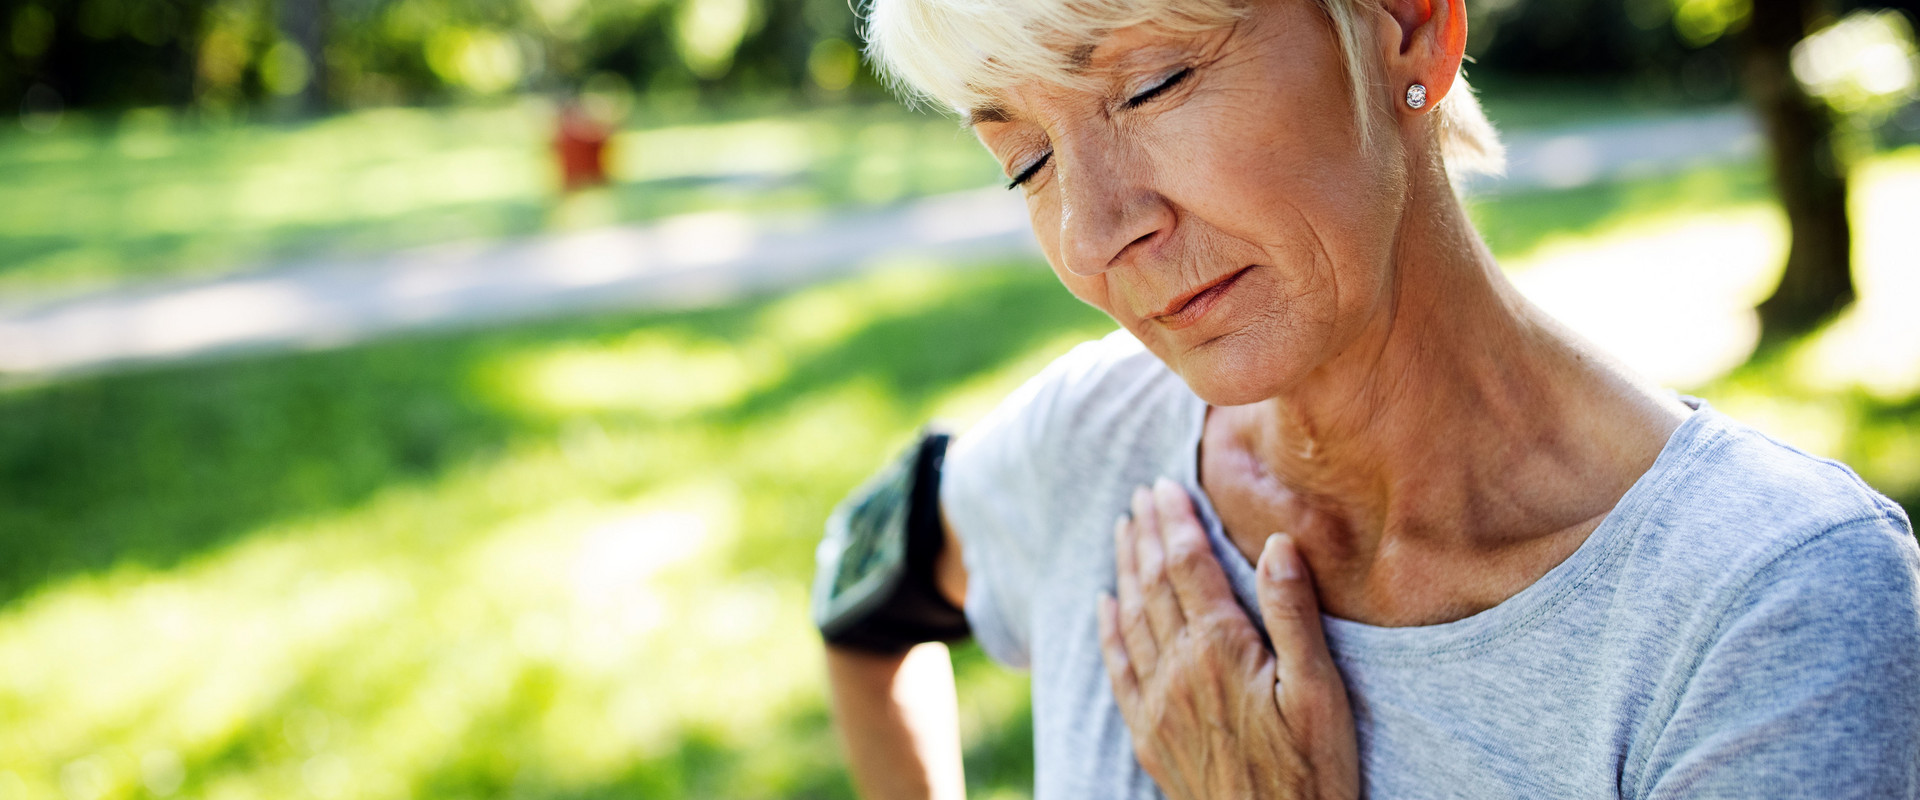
top-left (1744, 0), bottom-right (1857, 342)
top-left (279, 0), bottom-right (330, 114)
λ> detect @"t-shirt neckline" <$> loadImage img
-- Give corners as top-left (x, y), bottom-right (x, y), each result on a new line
top-left (1176, 392), bottom-right (1723, 663)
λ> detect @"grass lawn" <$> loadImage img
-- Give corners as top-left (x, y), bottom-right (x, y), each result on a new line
top-left (2, 233), bottom-right (1912, 799)
top-left (0, 99), bottom-right (1003, 298)
top-left (0, 260), bottom-right (1096, 799)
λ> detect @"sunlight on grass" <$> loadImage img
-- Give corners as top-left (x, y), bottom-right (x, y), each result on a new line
top-left (0, 103), bottom-right (998, 296)
top-left (1792, 149), bottom-right (1920, 399)
top-left (1505, 147), bottom-right (1919, 395)
top-left (1468, 157), bottom-right (1773, 262)
top-left (1491, 146), bottom-right (1920, 505)
top-left (1691, 149), bottom-right (1920, 503)
top-left (0, 460), bottom-right (815, 799)
top-left (1510, 208), bottom-right (1785, 388)
top-left (500, 333), bottom-right (783, 418)
top-left (0, 263), bottom-right (1106, 800)
top-left (612, 118), bottom-right (817, 183)
top-left (488, 264), bottom-right (975, 420)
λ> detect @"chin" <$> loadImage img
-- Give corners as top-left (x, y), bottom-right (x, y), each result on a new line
top-left (1159, 328), bottom-right (1309, 407)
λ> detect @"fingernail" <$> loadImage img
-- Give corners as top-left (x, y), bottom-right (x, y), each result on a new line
top-left (1132, 486), bottom-right (1151, 514)
top-left (1264, 533), bottom-right (1301, 581)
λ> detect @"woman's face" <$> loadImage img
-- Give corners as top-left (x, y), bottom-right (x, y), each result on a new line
top-left (973, 0), bottom-right (1409, 407)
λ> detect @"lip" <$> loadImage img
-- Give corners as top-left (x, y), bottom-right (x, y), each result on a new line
top-left (1152, 266), bottom-right (1253, 330)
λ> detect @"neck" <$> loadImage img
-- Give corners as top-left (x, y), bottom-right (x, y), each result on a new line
top-left (1238, 160), bottom-right (1687, 582)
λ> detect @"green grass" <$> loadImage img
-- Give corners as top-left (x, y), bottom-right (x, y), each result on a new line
top-left (0, 87), bottom-right (1733, 298)
top-left (0, 100), bottom-right (1000, 297)
top-left (0, 260), bottom-right (1109, 800)
top-left (0, 245), bottom-right (1914, 800)
top-left (1466, 71), bottom-right (1733, 131)
top-left (1468, 160), bottom-right (1776, 262)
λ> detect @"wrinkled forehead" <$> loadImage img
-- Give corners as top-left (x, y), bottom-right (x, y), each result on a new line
top-left (866, 0), bottom-right (1246, 118)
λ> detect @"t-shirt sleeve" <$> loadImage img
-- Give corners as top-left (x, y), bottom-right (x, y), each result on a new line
top-left (1639, 512), bottom-right (1920, 799)
top-left (938, 335), bottom-right (1132, 668)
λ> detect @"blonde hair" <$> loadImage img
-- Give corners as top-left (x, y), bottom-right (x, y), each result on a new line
top-left (863, 0), bottom-right (1506, 178)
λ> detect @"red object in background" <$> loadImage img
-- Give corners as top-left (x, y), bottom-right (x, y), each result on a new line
top-left (554, 103), bottom-right (612, 192)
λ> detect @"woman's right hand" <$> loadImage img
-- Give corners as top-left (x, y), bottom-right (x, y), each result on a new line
top-left (1097, 479), bottom-right (1359, 800)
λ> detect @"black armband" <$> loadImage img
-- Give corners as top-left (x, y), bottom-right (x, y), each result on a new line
top-left (810, 429), bottom-right (970, 654)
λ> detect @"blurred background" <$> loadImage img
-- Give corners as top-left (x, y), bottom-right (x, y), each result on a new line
top-left (1, 0), bottom-right (1918, 797)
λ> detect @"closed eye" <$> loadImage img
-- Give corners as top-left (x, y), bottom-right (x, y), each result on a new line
top-left (1125, 67), bottom-right (1192, 109)
top-left (1006, 151), bottom-right (1052, 190)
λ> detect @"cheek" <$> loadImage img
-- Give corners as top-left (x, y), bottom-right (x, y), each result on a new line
top-left (1030, 202), bottom-right (1130, 323)
top-left (1168, 94), bottom-right (1405, 348)
top-left (1051, 262), bottom-right (1126, 325)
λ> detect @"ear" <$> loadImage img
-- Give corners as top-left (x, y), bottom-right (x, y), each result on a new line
top-left (1370, 0), bottom-right (1468, 111)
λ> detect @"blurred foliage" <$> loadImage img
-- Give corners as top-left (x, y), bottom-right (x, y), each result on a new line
top-left (0, 0), bottom-right (879, 115)
top-left (3, 0), bottom-right (1918, 117)
top-left (1794, 8), bottom-right (1920, 120)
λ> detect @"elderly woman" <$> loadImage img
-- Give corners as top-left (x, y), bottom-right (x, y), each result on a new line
top-left (820, 0), bottom-right (1920, 797)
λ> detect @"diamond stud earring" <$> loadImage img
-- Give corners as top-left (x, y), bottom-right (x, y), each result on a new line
top-left (1406, 83), bottom-right (1428, 110)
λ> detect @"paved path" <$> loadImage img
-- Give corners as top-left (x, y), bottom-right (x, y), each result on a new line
top-left (0, 109), bottom-right (1762, 380)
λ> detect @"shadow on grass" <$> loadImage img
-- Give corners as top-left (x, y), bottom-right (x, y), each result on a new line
top-left (399, 645), bottom-right (1035, 800)
top-left (0, 195), bottom-right (558, 291)
top-left (0, 260), bottom-right (1103, 608)
top-left (0, 342), bottom-right (516, 607)
top-left (0, 259), bottom-right (1078, 798)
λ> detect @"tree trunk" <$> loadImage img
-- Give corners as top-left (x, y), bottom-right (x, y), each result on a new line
top-left (279, 0), bottom-right (329, 115)
top-left (1744, 0), bottom-right (1854, 342)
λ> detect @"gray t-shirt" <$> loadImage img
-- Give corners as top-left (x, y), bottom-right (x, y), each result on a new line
top-left (941, 329), bottom-right (1920, 799)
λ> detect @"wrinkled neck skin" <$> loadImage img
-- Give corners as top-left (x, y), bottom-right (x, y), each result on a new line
top-left (1217, 144), bottom-right (1690, 625)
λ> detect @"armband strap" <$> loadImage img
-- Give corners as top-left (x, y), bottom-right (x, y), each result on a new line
top-left (810, 430), bottom-right (970, 654)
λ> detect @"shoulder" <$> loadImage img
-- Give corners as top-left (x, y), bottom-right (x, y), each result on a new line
top-left (1624, 408), bottom-right (1920, 796)
top-left (1629, 401), bottom-right (1914, 596)
top-left (1608, 400), bottom-right (1917, 674)
top-left (948, 328), bottom-right (1190, 476)
top-left (1009, 327), bottom-right (1181, 427)
top-left (935, 330), bottom-right (1193, 667)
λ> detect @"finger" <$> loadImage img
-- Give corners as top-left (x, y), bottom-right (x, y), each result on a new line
top-left (1096, 594), bottom-right (1142, 712)
top-left (1150, 477), bottom-right (1242, 622)
top-left (1113, 513), bottom-right (1160, 677)
top-left (1256, 533), bottom-right (1344, 717)
top-left (1129, 485), bottom-right (1187, 642)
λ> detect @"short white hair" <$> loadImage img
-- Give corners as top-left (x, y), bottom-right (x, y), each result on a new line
top-left (862, 0), bottom-right (1506, 178)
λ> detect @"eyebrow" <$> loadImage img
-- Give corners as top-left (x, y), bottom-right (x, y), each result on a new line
top-left (966, 105), bottom-right (1011, 126)
top-left (964, 45), bottom-right (1098, 127)
top-left (1068, 44), bottom-right (1096, 70)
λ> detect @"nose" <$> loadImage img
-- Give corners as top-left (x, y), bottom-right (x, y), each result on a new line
top-left (1055, 142), bottom-right (1173, 277)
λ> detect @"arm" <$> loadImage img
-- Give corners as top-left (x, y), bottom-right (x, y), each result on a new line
top-left (826, 515), bottom-right (972, 800)
top-left (828, 642), bottom-right (966, 800)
